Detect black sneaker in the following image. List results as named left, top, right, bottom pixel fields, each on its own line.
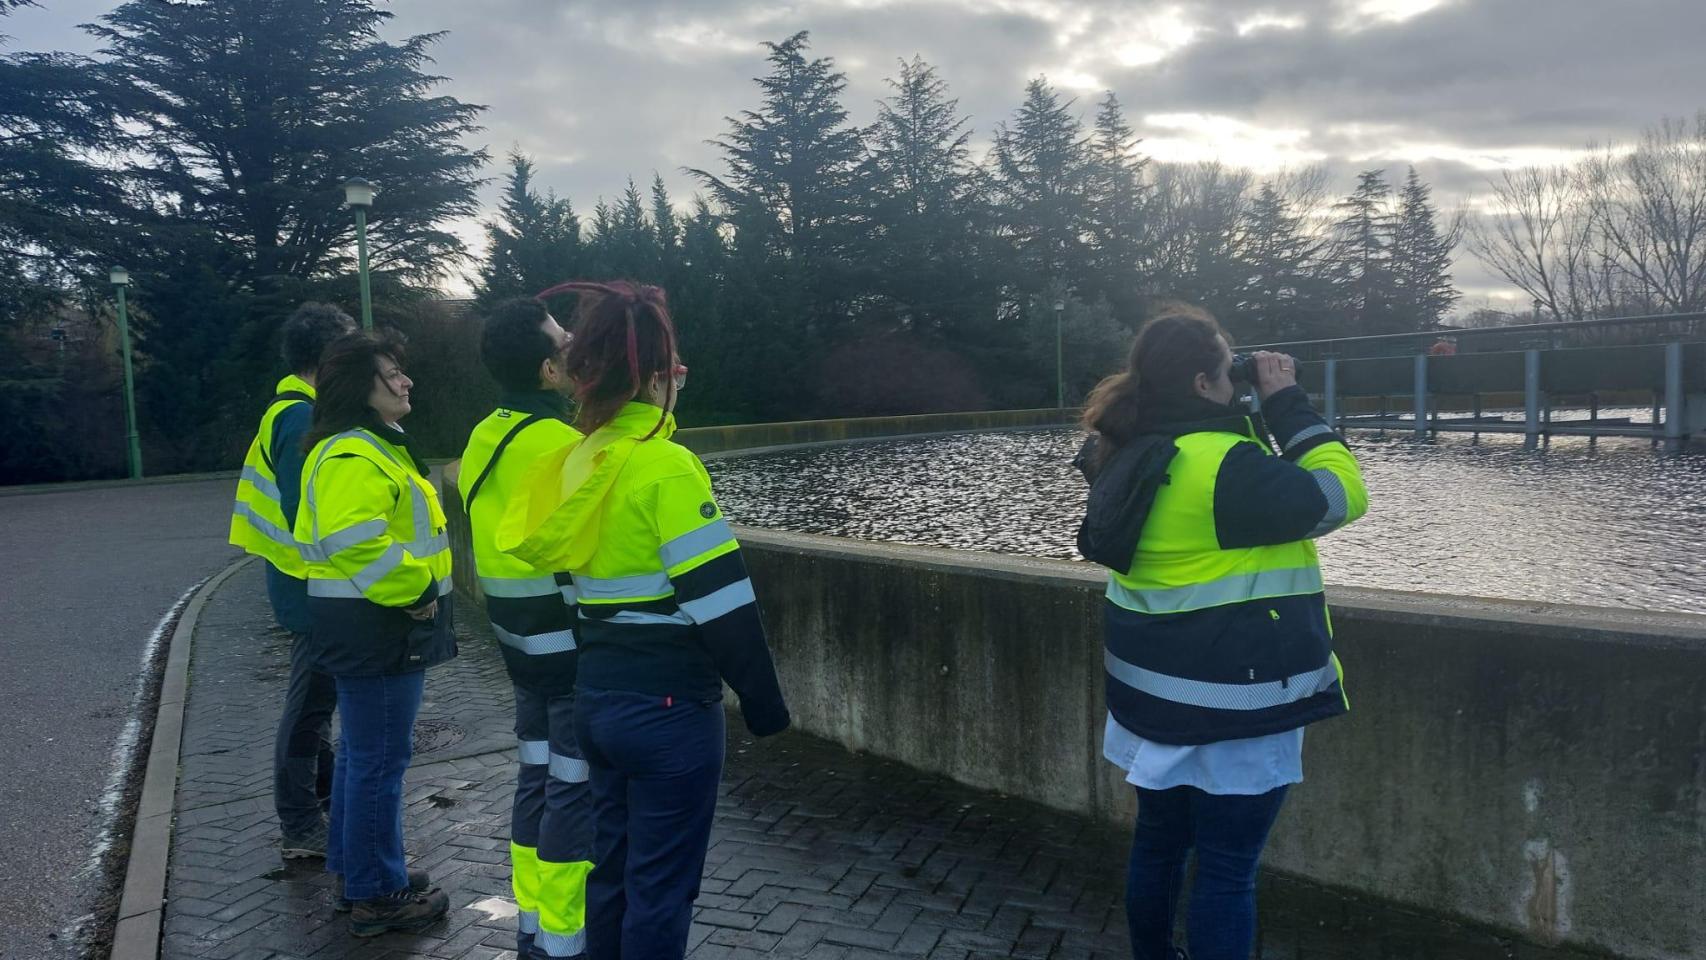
left=335, top=867, right=431, bottom=912
left=279, top=821, right=328, bottom=860
left=348, top=886, right=449, bottom=937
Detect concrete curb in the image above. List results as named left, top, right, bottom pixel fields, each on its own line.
left=0, top=470, right=241, bottom=499
left=109, top=556, right=256, bottom=960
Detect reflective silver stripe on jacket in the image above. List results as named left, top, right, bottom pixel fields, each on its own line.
left=1104, top=648, right=1338, bottom=711
left=658, top=519, right=735, bottom=570
left=679, top=578, right=756, bottom=624
left=600, top=609, right=694, bottom=627
left=301, top=430, right=448, bottom=596
left=1283, top=423, right=1336, bottom=454
left=1308, top=470, right=1350, bottom=538
left=480, top=574, right=559, bottom=598
left=1105, top=566, right=1323, bottom=615
left=232, top=501, right=297, bottom=548
left=575, top=570, right=674, bottom=602
left=492, top=623, right=577, bottom=656
left=239, top=465, right=282, bottom=503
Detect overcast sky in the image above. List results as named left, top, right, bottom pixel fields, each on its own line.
left=8, top=0, right=1706, bottom=305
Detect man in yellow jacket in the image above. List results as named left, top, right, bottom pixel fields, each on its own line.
left=457, top=299, right=590, bottom=959
left=228, top=303, right=353, bottom=859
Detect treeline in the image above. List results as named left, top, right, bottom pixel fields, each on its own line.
left=1470, top=114, right=1706, bottom=323
left=474, top=34, right=1464, bottom=427
left=4, top=1, right=1475, bottom=482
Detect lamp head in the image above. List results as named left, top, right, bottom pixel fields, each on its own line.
left=342, top=177, right=377, bottom=208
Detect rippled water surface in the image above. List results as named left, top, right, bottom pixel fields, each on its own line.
left=707, top=420, right=1706, bottom=615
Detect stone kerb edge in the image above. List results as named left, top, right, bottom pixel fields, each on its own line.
left=110, top=556, right=256, bottom=960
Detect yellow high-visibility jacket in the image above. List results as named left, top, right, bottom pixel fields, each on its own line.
left=295, top=424, right=456, bottom=676
left=498, top=401, right=789, bottom=736
left=229, top=374, right=316, bottom=576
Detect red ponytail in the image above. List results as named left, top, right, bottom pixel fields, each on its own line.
left=537, top=280, right=678, bottom=438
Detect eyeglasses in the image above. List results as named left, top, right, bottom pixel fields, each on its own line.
left=672, top=363, right=688, bottom=392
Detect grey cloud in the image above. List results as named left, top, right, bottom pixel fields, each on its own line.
left=6, top=0, right=1701, bottom=303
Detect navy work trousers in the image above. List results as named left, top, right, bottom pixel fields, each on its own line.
left=575, top=687, right=724, bottom=960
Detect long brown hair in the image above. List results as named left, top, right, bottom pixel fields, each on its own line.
left=1082, top=303, right=1229, bottom=457
left=535, top=280, right=677, bottom=438
left=302, top=330, right=408, bottom=451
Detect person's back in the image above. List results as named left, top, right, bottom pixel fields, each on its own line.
left=1078, top=304, right=1367, bottom=960
left=226, top=302, right=352, bottom=861
left=499, top=280, right=788, bottom=960
left=456, top=298, right=589, bottom=959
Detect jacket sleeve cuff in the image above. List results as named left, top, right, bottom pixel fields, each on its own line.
left=407, top=581, right=439, bottom=610
left=1263, top=387, right=1339, bottom=460
left=740, top=697, right=792, bottom=737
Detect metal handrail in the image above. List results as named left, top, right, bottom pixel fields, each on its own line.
left=1245, top=311, right=1706, bottom=361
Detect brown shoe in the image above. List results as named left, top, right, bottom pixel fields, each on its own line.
left=348, top=886, right=448, bottom=937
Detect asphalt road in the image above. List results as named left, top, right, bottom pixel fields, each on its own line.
left=0, top=478, right=241, bottom=959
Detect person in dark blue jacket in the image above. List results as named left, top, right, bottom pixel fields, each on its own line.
left=1077, top=305, right=1368, bottom=960
left=230, top=302, right=353, bottom=859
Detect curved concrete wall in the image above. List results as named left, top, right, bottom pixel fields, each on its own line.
left=441, top=408, right=1706, bottom=960
left=736, top=529, right=1706, bottom=960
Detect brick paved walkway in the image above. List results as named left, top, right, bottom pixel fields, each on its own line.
left=159, top=565, right=1607, bottom=960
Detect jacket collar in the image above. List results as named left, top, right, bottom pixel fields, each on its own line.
left=499, top=389, right=572, bottom=421
left=360, top=418, right=430, bottom=477
left=600, top=401, right=676, bottom=442
left=276, top=373, right=317, bottom=400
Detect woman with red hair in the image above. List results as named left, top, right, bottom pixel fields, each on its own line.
left=499, top=280, right=790, bottom=960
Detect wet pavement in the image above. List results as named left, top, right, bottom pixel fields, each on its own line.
left=0, top=478, right=240, bottom=960
left=156, top=564, right=1620, bottom=960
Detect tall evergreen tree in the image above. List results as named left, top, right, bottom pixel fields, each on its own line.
left=91, top=0, right=486, bottom=285
left=475, top=150, right=582, bottom=306
left=84, top=0, right=487, bottom=470
left=1327, top=169, right=1402, bottom=334
left=1235, top=182, right=1329, bottom=341
left=990, top=78, right=1092, bottom=291
left=861, top=57, right=995, bottom=339
left=1084, top=92, right=1149, bottom=317
left=689, top=31, right=867, bottom=341
left=1391, top=167, right=1460, bottom=330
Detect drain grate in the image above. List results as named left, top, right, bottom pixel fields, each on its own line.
left=412, top=719, right=466, bottom=754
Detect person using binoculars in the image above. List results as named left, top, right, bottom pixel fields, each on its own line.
left=1075, top=304, right=1368, bottom=960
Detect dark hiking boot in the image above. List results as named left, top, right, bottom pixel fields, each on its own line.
left=348, top=885, right=448, bottom=937
left=335, top=867, right=430, bottom=912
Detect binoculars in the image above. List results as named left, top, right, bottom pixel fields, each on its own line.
left=1229, top=353, right=1256, bottom=384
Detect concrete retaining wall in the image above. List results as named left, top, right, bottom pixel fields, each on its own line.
left=736, top=529, right=1706, bottom=960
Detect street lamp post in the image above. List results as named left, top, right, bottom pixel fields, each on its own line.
left=111, top=267, right=142, bottom=479
left=1052, top=298, right=1066, bottom=409
left=343, top=177, right=377, bottom=330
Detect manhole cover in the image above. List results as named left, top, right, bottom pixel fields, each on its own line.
left=413, top=719, right=465, bottom=754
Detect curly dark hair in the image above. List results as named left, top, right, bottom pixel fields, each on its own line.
left=480, top=298, right=559, bottom=394
left=281, top=302, right=355, bottom=374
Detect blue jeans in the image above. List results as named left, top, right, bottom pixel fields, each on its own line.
left=575, top=687, right=724, bottom=960
left=274, top=632, right=336, bottom=837
left=1126, top=785, right=1289, bottom=960
left=327, top=670, right=424, bottom=901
